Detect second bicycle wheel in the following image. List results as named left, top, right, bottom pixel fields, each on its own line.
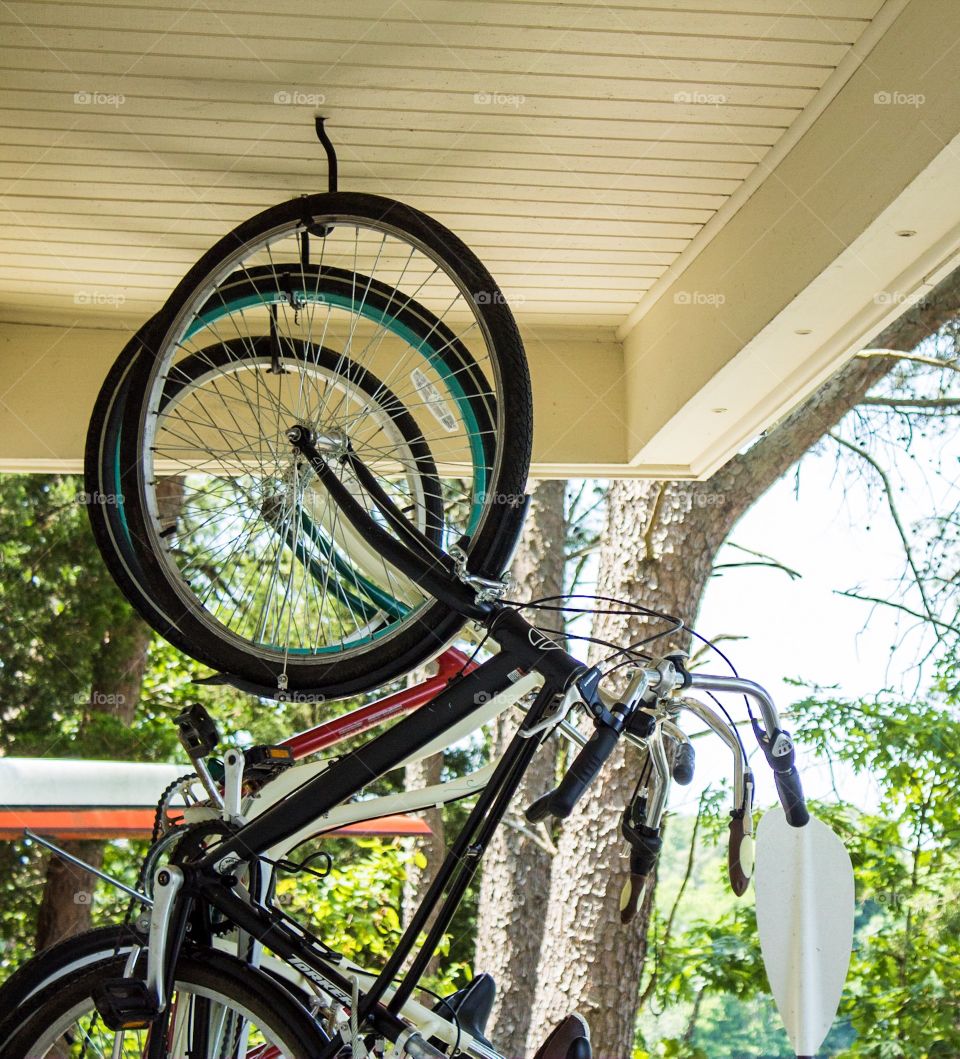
left=116, top=193, right=532, bottom=697
left=3, top=950, right=327, bottom=1058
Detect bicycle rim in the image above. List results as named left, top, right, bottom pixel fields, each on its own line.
left=7, top=954, right=323, bottom=1059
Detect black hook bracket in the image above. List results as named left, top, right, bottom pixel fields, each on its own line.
left=314, top=116, right=338, bottom=194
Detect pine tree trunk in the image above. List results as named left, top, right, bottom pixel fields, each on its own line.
left=402, top=747, right=446, bottom=933
left=525, top=272, right=960, bottom=1058
left=526, top=479, right=731, bottom=1055
left=474, top=480, right=566, bottom=1058
left=34, top=613, right=151, bottom=951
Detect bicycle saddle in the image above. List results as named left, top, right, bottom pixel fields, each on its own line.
left=531, top=1014, right=592, bottom=1059
left=432, top=972, right=496, bottom=1049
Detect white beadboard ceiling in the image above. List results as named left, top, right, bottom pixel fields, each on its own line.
left=0, top=0, right=886, bottom=328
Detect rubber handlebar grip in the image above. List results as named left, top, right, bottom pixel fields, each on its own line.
left=672, top=741, right=696, bottom=785
left=525, top=722, right=620, bottom=822
left=774, top=766, right=810, bottom=827
left=525, top=792, right=553, bottom=823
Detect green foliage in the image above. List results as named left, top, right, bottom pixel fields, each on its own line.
left=0, top=476, right=123, bottom=753
left=790, top=686, right=960, bottom=1056
left=274, top=836, right=468, bottom=997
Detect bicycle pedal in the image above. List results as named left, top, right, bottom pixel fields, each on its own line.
left=92, top=978, right=161, bottom=1031
left=174, top=702, right=220, bottom=757
left=244, top=743, right=295, bottom=777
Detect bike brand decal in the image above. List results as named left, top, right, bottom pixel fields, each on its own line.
left=288, top=957, right=351, bottom=1002
left=528, top=628, right=562, bottom=651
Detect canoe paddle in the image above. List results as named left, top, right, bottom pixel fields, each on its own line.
left=754, top=807, right=855, bottom=1059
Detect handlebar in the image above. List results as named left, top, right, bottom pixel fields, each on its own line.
left=773, top=766, right=809, bottom=827
left=287, top=431, right=810, bottom=831
left=526, top=721, right=620, bottom=821
left=528, top=662, right=809, bottom=830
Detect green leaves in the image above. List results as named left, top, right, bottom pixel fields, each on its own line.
left=273, top=837, right=466, bottom=996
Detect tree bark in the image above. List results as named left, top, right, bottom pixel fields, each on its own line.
left=402, top=747, right=446, bottom=932
left=402, top=657, right=447, bottom=976
left=34, top=613, right=151, bottom=951
left=474, top=480, right=567, bottom=1058
left=526, top=270, right=960, bottom=1058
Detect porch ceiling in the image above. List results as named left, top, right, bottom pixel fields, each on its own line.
left=1, top=0, right=958, bottom=476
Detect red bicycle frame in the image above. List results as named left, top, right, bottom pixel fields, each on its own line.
left=281, top=647, right=475, bottom=761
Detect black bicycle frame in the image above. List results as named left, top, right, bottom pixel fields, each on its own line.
left=178, top=605, right=586, bottom=1056
left=155, top=434, right=594, bottom=1055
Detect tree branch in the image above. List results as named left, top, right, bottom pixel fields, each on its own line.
left=713, top=543, right=802, bottom=580
left=834, top=590, right=960, bottom=638
left=501, top=814, right=557, bottom=856
left=858, top=396, right=960, bottom=408
left=642, top=482, right=666, bottom=561
left=829, top=433, right=939, bottom=634
left=712, top=267, right=960, bottom=519
left=856, top=349, right=960, bottom=372
left=687, top=634, right=747, bottom=668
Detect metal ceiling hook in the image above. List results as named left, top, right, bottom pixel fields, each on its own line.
left=314, top=115, right=338, bottom=194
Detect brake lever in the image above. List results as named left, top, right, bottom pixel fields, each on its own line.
left=751, top=718, right=810, bottom=827
left=619, top=725, right=670, bottom=925
left=727, top=770, right=755, bottom=897
left=619, top=798, right=662, bottom=925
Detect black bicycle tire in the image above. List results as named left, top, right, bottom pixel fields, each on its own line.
left=3, top=949, right=327, bottom=1058
left=117, top=192, right=532, bottom=697
left=0, top=925, right=321, bottom=1049
left=84, top=263, right=491, bottom=625
left=0, top=924, right=140, bottom=1050
left=86, top=334, right=457, bottom=679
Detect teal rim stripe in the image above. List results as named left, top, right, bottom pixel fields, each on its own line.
left=111, top=281, right=486, bottom=656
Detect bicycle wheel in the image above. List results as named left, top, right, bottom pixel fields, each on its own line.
left=117, top=192, right=532, bottom=697
left=85, top=323, right=171, bottom=629
left=0, top=925, right=141, bottom=1051
left=3, top=950, right=327, bottom=1058
left=88, top=332, right=450, bottom=662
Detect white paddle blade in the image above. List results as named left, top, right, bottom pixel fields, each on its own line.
left=755, top=807, right=855, bottom=1057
